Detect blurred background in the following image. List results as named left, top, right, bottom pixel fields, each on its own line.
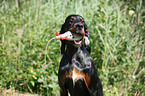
left=0, top=0, right=145, bottom=95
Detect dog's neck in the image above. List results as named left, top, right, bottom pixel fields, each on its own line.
left=66, top=43, right=83, bottom=59
left=65, top=43, right=91, bottom=70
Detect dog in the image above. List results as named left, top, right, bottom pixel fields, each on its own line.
left=58, top=14, right=103, bottom=96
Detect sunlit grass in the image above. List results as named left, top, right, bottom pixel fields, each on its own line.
left=0, top=0, right=144, bottom=95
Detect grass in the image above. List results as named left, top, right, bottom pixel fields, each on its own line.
left=0, top=0, right=145, bottom=95
left=1, top=88, right=35, bottom=96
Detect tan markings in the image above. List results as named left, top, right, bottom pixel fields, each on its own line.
left=80, top=17, right=82, bottom=20
left=60, top=74, right=65, bottom=86
left=60, top=68, right=91, bottom=89
left=72, top=68, right=90, bottom=89
left=82, top=27, right=85, bottom=36
left=68, top=27, right=74, bottom=31
left=72, top=68, right=85, bottom=82
left=85, top=73, right=91, bottom=88
left=71, top=16, right=74, bottom=19
left=60, top=71, right=72, bottom=86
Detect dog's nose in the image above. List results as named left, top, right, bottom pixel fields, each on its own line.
left=76, top=23, right=83, bottom=29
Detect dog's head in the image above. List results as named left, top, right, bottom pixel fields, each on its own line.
left=60, top=14, right=89, bottom=54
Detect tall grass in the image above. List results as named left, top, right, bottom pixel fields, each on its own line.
left=0, top=0, right=144, bottom=95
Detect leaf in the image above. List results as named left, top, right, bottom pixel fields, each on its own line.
left=129, top=10, right=135, bottom=16
left=32, top=75, right=37, bottom=80
left=30, top=81, right=35, bottom=87
left=38, top=78, right=43, bottom=83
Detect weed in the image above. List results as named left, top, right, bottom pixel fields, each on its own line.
left=0, top=0, right=144, bottom=95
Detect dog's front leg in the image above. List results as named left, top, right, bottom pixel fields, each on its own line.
left=60, top=89, right=68, bottom=96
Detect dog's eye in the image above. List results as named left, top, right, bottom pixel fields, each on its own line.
left=81, top=20, right=84, bottom=23
left=80, top=18, right=84, bottom=23
left=81, top=19, right=84, bottom=23
left=69, top=19, right=74, bottom=24
left=69, top=21, right=72, bottom=23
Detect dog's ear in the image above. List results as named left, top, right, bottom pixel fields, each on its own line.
left=84, top=23, right=91, bottom=53
left=60, top=23, right=67, bottom=54
left=84, top=23, right=89, bottom=37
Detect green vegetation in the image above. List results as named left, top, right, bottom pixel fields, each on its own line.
left=0, top=0, right=144, bottom=95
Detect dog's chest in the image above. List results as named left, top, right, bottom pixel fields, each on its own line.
left=59, top=48, right=92, bottom=89
left=72, top=68, right=85, bottom=82
left=60, top=68, right=91, bottom=89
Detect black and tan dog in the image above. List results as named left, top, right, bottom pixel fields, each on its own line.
left=58, top=14, right=103, bottom=96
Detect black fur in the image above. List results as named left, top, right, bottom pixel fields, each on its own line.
left=58, top=15, right=103, bottom=96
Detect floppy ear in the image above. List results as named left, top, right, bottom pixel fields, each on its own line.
left=84, top=23, right=91, bottom=53
left=59, top=23, right=67, bottom=54
left=84, top=24, right=89, bottom=37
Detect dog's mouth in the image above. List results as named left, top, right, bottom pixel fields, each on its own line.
left=74, top=37, right=83, bottom=45
left=70, top=29, right=85, bottom=46
left=71, top=32, right=84, bottom=47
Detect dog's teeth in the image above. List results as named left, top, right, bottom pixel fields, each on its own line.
left=74, top=40, right=82, bottom=45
